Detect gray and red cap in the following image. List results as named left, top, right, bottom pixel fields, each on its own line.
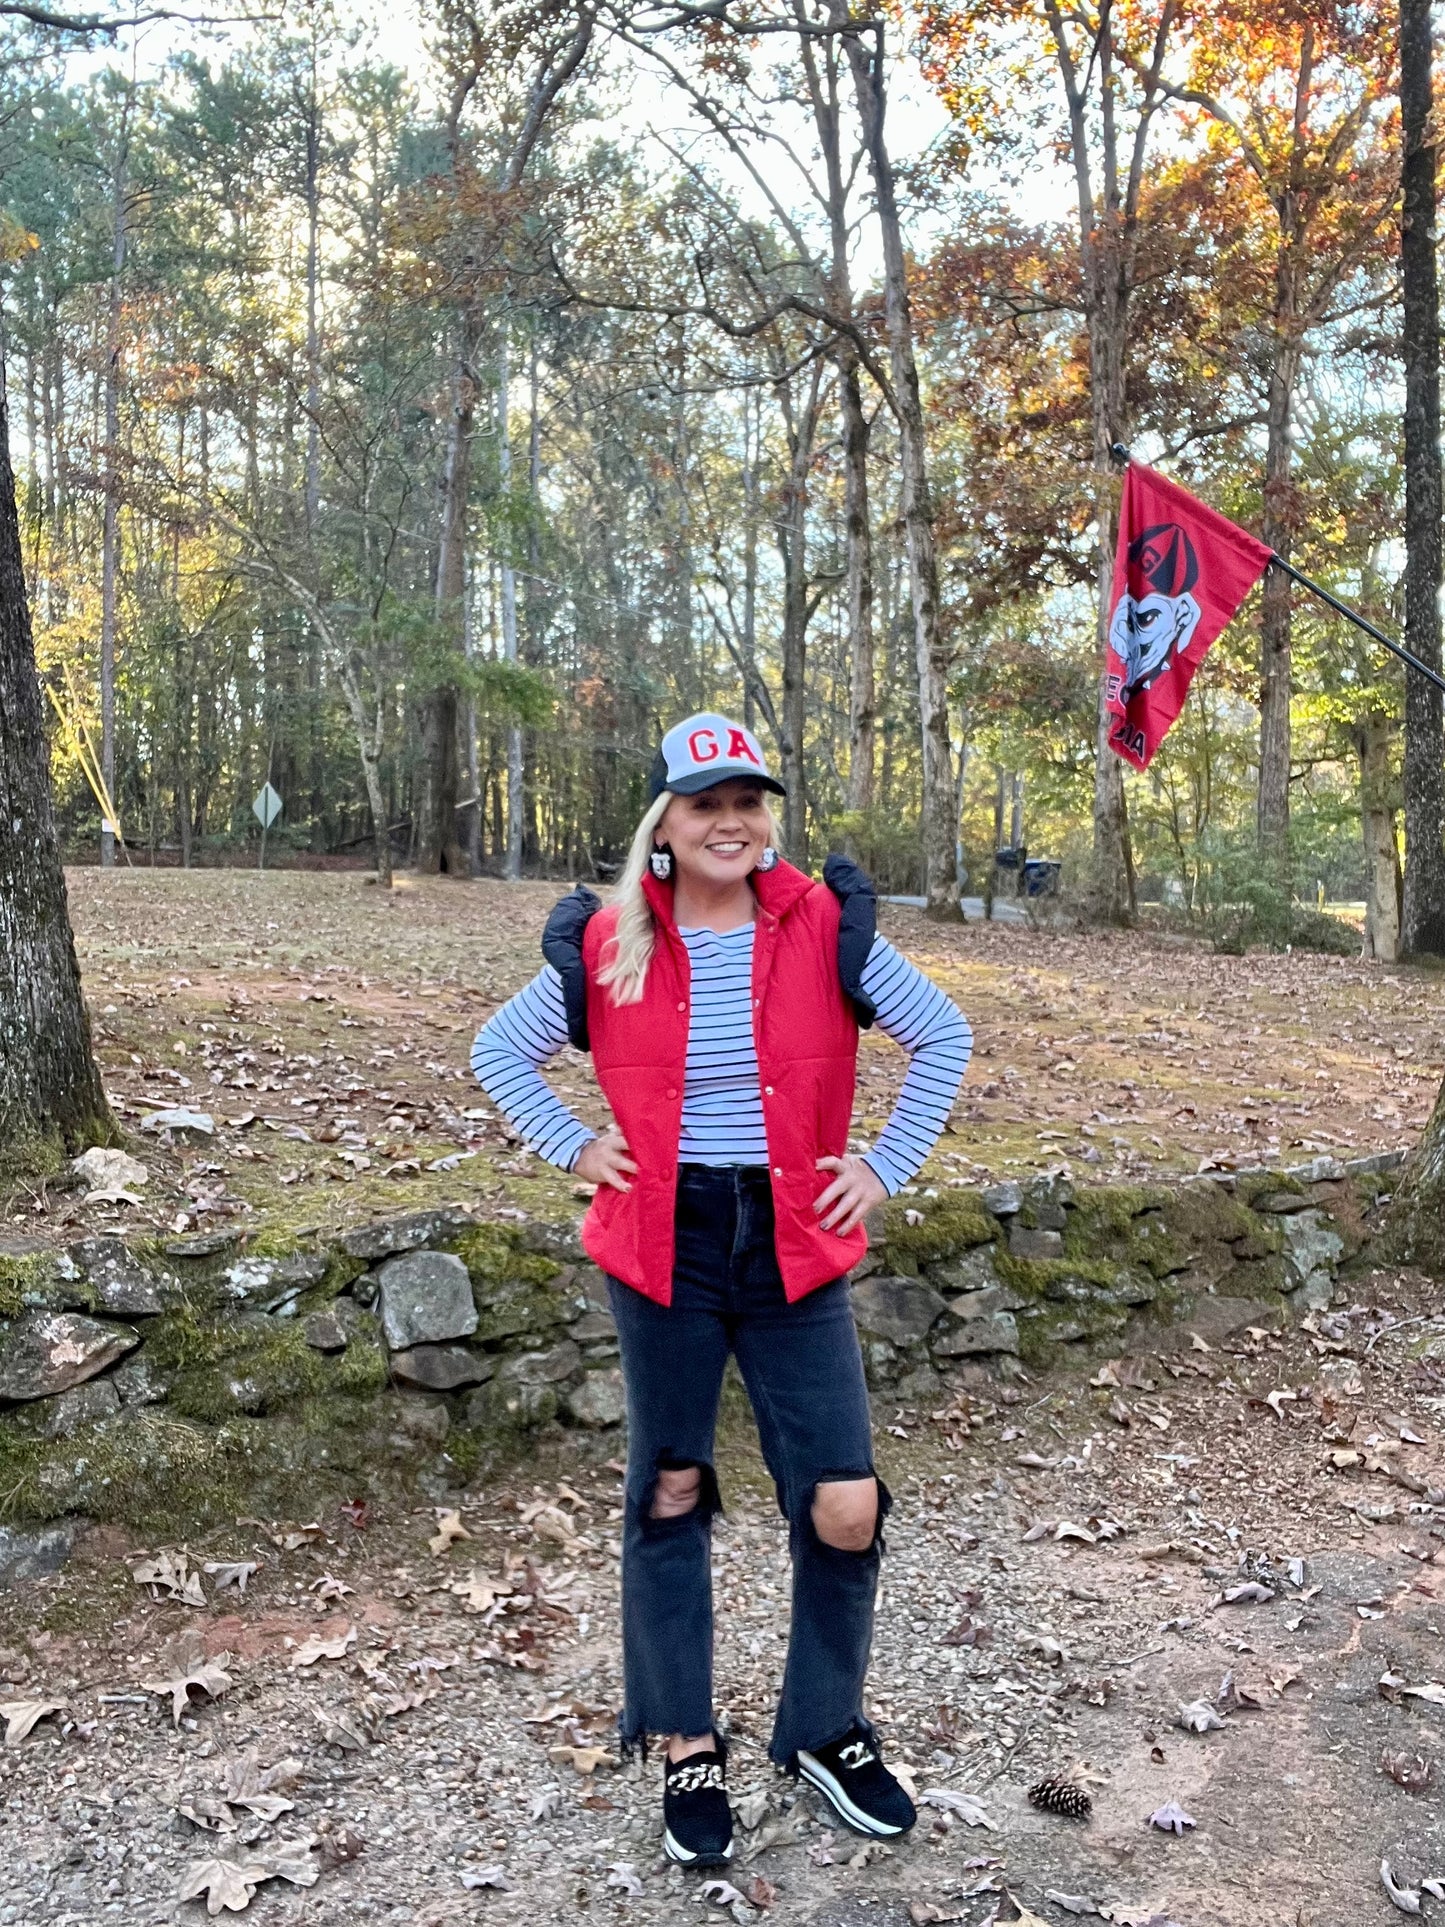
left=648, top=712, right=786, bottom=800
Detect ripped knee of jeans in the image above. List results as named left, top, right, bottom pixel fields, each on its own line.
left=806, top=1471, right=892, bottom=1555
left=634, top=1453, right=722, bottom=1531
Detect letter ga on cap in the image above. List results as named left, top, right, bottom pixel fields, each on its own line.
left=649, top=712, right=786, bottom=798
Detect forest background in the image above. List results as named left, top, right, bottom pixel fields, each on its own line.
left=0, top=0, right=1424, bottom=947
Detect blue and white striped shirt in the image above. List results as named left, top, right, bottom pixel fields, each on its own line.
left=470, top=927, right=971, bottom=1196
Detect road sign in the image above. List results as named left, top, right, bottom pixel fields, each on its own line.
left=253, top=783, right=283, bottom=829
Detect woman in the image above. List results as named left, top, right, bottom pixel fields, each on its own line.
left=471, top=712, right=971, bottom=1867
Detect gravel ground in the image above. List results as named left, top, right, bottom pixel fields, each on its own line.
left=5, top=1266, right=1445, bottom=1927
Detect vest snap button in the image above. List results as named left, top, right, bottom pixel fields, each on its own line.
left=666, top=1088, right=678, bottom=1099
left=764, top=1085, right=774, bottom=1096
left=677, top=1001, right=686, bottom=1011
left=773, top=1167, right=783, bottom=1178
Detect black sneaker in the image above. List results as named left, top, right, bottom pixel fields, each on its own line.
left=797, top=1721, right=916, bottom=1837
left=662, top=1737, right=734, bottom=1865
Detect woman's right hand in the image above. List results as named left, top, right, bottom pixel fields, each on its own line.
left=574, top=1129, right=638, bottom=1194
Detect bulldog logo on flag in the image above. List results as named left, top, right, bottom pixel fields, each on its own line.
left=1104, top=463, right=1273, bottom=770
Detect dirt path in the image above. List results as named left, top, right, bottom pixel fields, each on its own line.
left=14, top=869, right=1440, bottom=1250
left=5, top=1260, right=1445, bottom=1927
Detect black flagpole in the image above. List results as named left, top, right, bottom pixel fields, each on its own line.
left=1108, top=444, right=1445, bottom=699
left=1266, top=554, right=1445, bottom=698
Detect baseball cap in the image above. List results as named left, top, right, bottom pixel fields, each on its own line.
left=648, top=712, right=786, bottom=800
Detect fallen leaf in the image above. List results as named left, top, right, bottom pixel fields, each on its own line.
left=1218, top=1582, right=1274, bottom=1605
left=1177, top=1699, right=1225, bottom=1734
left=429, top=1509, right=472, bottom=1556
left=1265, top=1389, right=1297, bottom=1419
left=460, top=1864, right=515, bottom=1891
left=744, top=1872, right=776, bottom=1909
left=991, top=1894, right=1050, bottom=1926
left=316, top=1826, right=365, bottom=1871
left=701, top=1879, right=749, bottom=1906
left=1382, top=1751, right=1435, bottom=1791
left=0, top=1699, right=62, bottom=1744
left=311, top=1573, right=355, bottom=1603
left=1147, top=1799, right=1196, bottom=1834
left=204, top=1562, right=258, bottom=1596
left=450, top=1570, right=513, bottom=1614
left=144, top=1652, right=234, bottom=1728
left=919, top=1787, right=995, bottom=1828
left=1403, top=1681, right=1445, bottom=1709
left=131, top=1550, right=206, bottom=1608
left=1054, top=1521, right=1097, bottom=1544
left=530, top=1785, right=564, bottom=1821
left=1382, top=1859, right=1424, bottom=1915
left=290, top=1625, right=357, bottom=1669
left=1044, top=1894, right=1100, bottom=1917
left=733, top=1787, right=772, bottom=1830
left=314, top=1708, right=369, bottom=1750
left=177, top=1856, right=270, bottom=1914
left=606, top=1861, right=644, bottom=1897
left=176, top=1846, right=317, bottom=1915
left=547, top=1743, right=615, bottom=1775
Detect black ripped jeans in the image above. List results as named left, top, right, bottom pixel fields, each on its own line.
left=608, top=1163, right=888, bottom=1769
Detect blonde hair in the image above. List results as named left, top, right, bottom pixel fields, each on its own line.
left=597, top=789, right=783, bottom=1006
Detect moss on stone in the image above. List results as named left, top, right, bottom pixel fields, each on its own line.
left=444, top=1427, right=487, bottom=1483
left=247, top=1227, right=306, bottom=1260
left=1159, top=1182, right=1262, bottom=1244
left=1225, top=1254, right=1290, bottom=1297
left=451, top=1225, right=562, bottom=1290
left=335, top=1319, right=388, bottom=1397
left=1234, top=1170, right=1304, bottom=1208
left=450, top=1225, right=572, bottom=1343
left=0, top=1253, right=58, bottom=1317
left=1060, top=1185, right=1171, bottom=1240
left=143, top=1305, right=329, bottom=1422
left=993, top=1248, right=1124, bottom=1301
left=1015, top=1298, right=1127, bottom=1365
left=0, top=1407, right=255, bottom=1531
left=878, top=1194, right=997, bottom=1265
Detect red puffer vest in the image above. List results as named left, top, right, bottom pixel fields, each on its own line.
left=579, top=858, right=867, bottom=1305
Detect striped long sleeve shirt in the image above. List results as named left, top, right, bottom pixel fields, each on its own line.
left=470, top=926, right=972, bottom=1196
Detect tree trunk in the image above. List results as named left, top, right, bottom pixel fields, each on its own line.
left=840, top=352, right=875, bottom=816
left=1384, top=1074, right=1445, bottom=1269
left=1257, top=337, right=1300, bottom=870
left=840, top=17, right=954, bottom=915
left=798, top=20, right=875, bottom=817
left=1356, top=711, right=1400, bottom=962
left=421, top=319, right=475, bottom=877
left=100, top=129, right=127, bottom=870
left=1400, top=0, right=1445, bottom=956
left=742, top=386, right=759, bottom=732
left=303, top=33, right=322, bottom=540
left=0, top=380, right=113, bottom=1162
left=498, top=338, right=523, bottom=882
left=1071, top=16, right=1134, bottom=927
left=776, top=371, right=819, bottom=862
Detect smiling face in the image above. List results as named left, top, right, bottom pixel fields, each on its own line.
left=658, top=777, right=772, bottom=888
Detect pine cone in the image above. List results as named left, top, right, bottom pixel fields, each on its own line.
left=1028, top=1776, right=1092, bottom=1819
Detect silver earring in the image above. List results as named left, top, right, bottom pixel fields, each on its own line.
left=650, top=847, right=673, bottom=879
left=757, top=846, right=779, bottom=872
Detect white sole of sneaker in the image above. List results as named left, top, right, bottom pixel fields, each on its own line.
left=796, top=1751, right=908, bottom=1837
left=663, top=1827, right=734, bottom=1865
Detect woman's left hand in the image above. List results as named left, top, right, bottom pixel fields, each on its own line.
left=812, top=1155, right=888, bottom=1236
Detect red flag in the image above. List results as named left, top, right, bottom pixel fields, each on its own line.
left=1103, top=462, right=1273, bottom=770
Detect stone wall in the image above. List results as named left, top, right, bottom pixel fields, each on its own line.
left=851, top=1152, right=1397, bottom=1401
left=0, top=1154, right=1399, bottom=1542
